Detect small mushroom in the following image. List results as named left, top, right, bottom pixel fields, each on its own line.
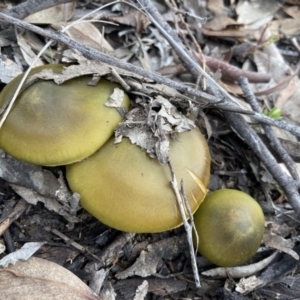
left=0, top=64, right=130, bottom=166
left=194, top=189, right=265, bottom=267
left=66, top=129, right=211, bottom=233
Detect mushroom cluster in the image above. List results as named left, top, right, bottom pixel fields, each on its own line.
left=0, top=64, right=265, bottom=266
left=0, top=64, right=211, bottom=233
left=0, top=64, right=130, bottom=166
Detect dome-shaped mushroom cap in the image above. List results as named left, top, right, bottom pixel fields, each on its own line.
left=0, top=64, right=130, bottom=166
left=193, top=189, right=265, bottom=267
left=66, top=129, right=211, bottom=233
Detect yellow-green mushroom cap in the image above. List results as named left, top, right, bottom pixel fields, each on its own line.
left=66, top=129, right=211, bottom=233
left=194, top=189, right=265, bottom=267
left=0, top=64, right=130, bottom=166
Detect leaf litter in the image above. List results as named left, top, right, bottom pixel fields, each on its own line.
left=1, top=0, right=300, bottom=299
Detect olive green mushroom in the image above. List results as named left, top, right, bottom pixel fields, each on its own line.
left=66, top=129, right=211, bottom=233
left=0, top=64, right=130, bottom=166
left=194, top=189, right=265, bottom=267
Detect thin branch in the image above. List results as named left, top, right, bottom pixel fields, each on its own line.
left=238, top=76, right=300, bottom=185
left=1, top=12, right=300, bottom=138
left=224, top=111, right=300, bottom=216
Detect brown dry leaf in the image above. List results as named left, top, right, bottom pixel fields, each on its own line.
left=207, top=0, right=224, bottom=15
left=269, top=19, right=300, bottom=36
left=205, top=0, right=236, bottom=31
left=21, top=31, right=56, bottom=62
left=109, top=11, right=150, bottom=33
left=15, top=30, right=44, bottom=67
left=0, top=257, right=100, bottom=300
left=283, top=5, right=300, bottom=19
left=203, top=15, right=237, bottom=31
left=52, top=22, right=114, bottom=52
left=24, top=2, right=75, bottom=24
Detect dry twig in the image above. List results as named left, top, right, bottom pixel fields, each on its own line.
left=238, top=76, right=300, bottom=185
left=1, top=11, right=300, bottom=138
left=7, top=0, right=74, bottom=19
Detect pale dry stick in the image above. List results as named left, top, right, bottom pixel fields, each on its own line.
left=167, top=160, right=200, bottom=288
left=202, top=251, right=278, bottom=278
left=180, top=179, right=201, bottom=277
left=1, top=13, right=300, bottom=138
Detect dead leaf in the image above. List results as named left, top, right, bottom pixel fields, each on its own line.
left=99, top=282, right=116, bottom=300
left=89, top=269, right=107, bottom=295
left=11, top=184, right=79, bottom=223
left=133, top=280, right=149, bottom=300
left=115, top=234, right=187, bottom=279
left=204, top=15, right=237, bottom=31
left=115, top=96, right=195, bottom=163
left=0, top=154, right=60, bottom=198
left=283, top=5, right=300, bottom=19
left=0, top=55, right=22, bottom=84
left=24, top=2, right=75, bottom=24
left=207, top=0, right=224, bottom=15
left=52, top=22, right=114, bottom=52
left=263, top=228, right=299, bottom=260
left=114, top=278, right=187, bottom=297
left=236, top=0, right=280, bottom=25
left=105, top=88, right=125, bottom=107
left=235, top=275, right=264, bottom=294
left=21, top=31, right=56, bottom=62
left=0, top=257, right=100, bottom=300
left=270, top=19, right=300, bottom=36
left=109, top=11, right=150, bottom=33
left=15, top=30, right=44, bottom=67
left=0, top=242, right=45, bottom=267
left=253, top=50, right=300, bottom=124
